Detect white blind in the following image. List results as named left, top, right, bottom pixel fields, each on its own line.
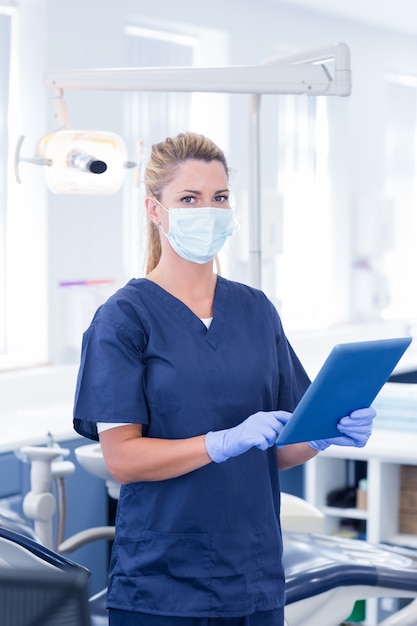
left=0, top=12, right=11, bottom=354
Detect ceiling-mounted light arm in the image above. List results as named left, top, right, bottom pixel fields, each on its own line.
left=44, top=42, right=351, bottom=97
left=44, top=64, right=336, bottom=95
left=51, top=88, right=70, bottom=129
left=261, top=41, right=351, bottom=96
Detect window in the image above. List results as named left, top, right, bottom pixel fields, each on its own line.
left=0, top=8, right=13, bottom=355
left=273, top=96, right=333, bottom=331
left=0, top=4, right=48, bottom=369
left=382, top=75, right=417, bottom=320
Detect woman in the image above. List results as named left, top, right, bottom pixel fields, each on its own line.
left=73, top=132, right=375, bottom=626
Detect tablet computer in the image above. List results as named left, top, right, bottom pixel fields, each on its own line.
left=277, top=336, right=412, bottom=445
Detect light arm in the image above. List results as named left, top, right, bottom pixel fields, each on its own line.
left=43, top=42, right=351, bottom=97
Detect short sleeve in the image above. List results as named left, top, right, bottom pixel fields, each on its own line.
left=73, top=316, right=149, bottom=441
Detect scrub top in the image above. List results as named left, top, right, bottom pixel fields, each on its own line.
left=73, top=276, right=310, bottom=618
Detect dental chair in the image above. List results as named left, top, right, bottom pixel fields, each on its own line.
left=0, top=524, right=107, bottom=625
left=3, top=445, right=417, bottom=626
left=283, top=532, right=417, bottom=626
left=3, top=503, right=417, bottom=626
left=0, top=444, right=112, bottom=625
left=280, top=493, right=417, bottom=626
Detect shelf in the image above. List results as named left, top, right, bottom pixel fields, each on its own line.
left=305, top=452, right=408, bottom=625
left=387, top=534, right=417, bottom=550
left=322, top=505, right=368, bottom=520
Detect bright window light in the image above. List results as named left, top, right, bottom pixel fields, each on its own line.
left=275, top=96, right=333, bottom=331
left=381, top=75, right=417, bottom=320
left=125, top=25, right=198, bottom=48
left=0, top=8, right=14, bottom=358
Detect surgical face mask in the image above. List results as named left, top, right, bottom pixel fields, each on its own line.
left=155, top=200, right=237, bottom=264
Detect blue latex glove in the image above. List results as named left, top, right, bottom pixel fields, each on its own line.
left=205, top=411, right=291, bottom=463
left=309, top=407, right=377, bottom=452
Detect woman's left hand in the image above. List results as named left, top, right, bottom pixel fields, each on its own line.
left=308, top=407, right=377, bottom=451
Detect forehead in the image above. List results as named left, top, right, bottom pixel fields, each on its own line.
left=166, top=159, right=228, bottom=193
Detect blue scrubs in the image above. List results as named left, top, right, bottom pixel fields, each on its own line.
left=73, top=276, right=310, bottom=619
left=109, top=607, right=285, bottom=625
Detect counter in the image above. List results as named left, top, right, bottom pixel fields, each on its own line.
left=0, top=405, right=79, bottom=454
left=0, top=365, right=79, bottom=453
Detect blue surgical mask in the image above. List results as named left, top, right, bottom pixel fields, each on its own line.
left=155, top=201, right=237, bottom=264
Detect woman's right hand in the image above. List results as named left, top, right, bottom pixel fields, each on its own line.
left=205, top=411, right=291, bottom=463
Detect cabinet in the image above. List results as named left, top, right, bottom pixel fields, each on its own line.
left=305, top=454, right=400, bottom=543
left=304, top=428, right=417, bottom=624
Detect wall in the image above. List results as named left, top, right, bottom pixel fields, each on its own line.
left=13, top=0, right=417, bottom=364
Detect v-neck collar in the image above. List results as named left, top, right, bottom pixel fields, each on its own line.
left=138, top=276, right=229, bottom=350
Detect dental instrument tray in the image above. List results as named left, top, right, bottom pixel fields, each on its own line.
left=277, top=336, right=412, bottom=445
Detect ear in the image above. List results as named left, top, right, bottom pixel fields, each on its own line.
left=145, top=197, right=162, bottom=225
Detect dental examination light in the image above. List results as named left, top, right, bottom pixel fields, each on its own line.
left=22, top=42, right=352, bottom=284
left=36, top=130, right=129, bottom=194
left=15, top=130, right=134, bottom=195
left=14, top=86, right=136, bottom=194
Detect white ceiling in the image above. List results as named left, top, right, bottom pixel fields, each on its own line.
left=275, top=0, right=417, bottom=36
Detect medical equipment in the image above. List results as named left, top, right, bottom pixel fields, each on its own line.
left=280, top=493, right=417, bottom=625
left=4, top=444, right=417, bottom=625
left=18, top=445, right=73, bottom=550
left=283, top=533, right=417, bottom=626
left=15, top=42, right=351, bottom=287
left=47, top=42, right=350, bottom=289
left=0, top=525, right=105, bottom=626
left=0, top=530, right=91, bottom=626
left=3, top=495, right=417, bottom=625
left=17, top=444, right=115, bottom=555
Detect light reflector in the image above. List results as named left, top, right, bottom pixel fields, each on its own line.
left=37, top=130, right=127, bottom=194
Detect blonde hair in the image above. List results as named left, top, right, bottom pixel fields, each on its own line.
left=144, top=132, right=229, bottom=274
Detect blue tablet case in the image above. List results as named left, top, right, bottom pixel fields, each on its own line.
left=277, top=336, right=412, bottom=445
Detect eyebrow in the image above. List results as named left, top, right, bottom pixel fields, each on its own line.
left=177, top=188, right=230, bottom=195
